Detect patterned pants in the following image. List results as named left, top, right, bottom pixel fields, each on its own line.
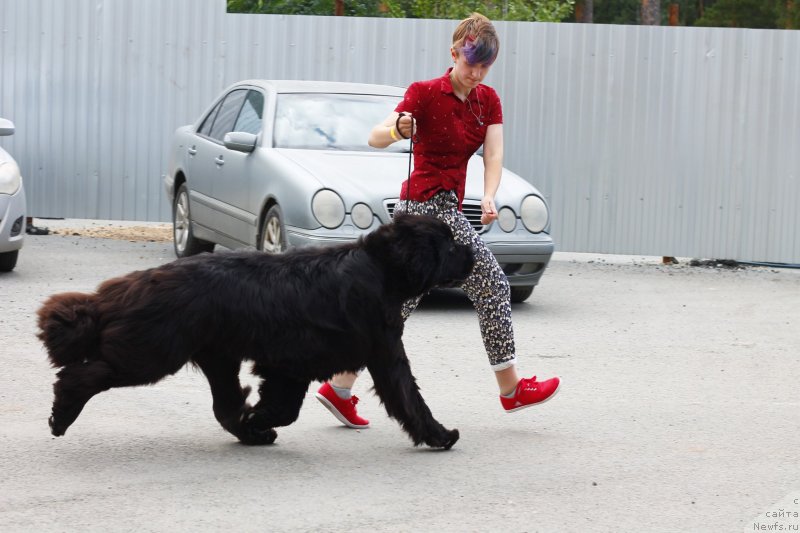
left=394, top=190, right=517, bottom=370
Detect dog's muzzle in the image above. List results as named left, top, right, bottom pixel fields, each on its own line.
left=439, top=245, right=475, bottom=287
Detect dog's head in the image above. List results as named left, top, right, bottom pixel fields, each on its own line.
left=364, top=214, right=475, bottom=299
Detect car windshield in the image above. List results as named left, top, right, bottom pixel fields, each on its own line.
left=273, top=93, right=409, bottom=153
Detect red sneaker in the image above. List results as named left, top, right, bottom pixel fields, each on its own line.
left=500, top=376, right=561, bottom=413
left=315, top=382, right=370, bottom=429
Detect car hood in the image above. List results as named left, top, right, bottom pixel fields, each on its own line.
left=273, top=148, right=540, bottom=204
left=274, top=149, right=412, bottom=201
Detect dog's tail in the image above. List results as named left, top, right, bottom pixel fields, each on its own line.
left=37, top=292, right=101, bottom=367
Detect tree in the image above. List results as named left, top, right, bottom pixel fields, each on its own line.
left=575, top=0, right=595, bottom=22
left=641, top=0, right=662, bottom=23
left=693, top=0, right=778, bottom=27
left=389, top=1, right=575, bottom=22
left=589, top=0, right=641, bottom=23
left=776, top=0, right=800, bottom=27
left=227, top=0, right=385, bottom=16
left=227, top=0, right=575, bottom=22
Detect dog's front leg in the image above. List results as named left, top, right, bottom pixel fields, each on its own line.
left=198, top=358, right=277, bottom=445
left=250, top=370, right=309, bottom=428
left=367, top=342, right=459, bottom=450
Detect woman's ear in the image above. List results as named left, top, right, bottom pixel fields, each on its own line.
left=450, top=47, right=457, bottom=62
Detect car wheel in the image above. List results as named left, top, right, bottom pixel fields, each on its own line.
left=510, top=286, right=534, bottom=303
left=259, top=205, right=287, bottom=253
left=173, top=183, right=214, bottom=258
left=0, top=250, right=18, bottom=272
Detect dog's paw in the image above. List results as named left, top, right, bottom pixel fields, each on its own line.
left=237, top=410, right=277, bottom=446
left=425, top=428, right=459, bottom=450
left=49, top=415, right=66, bottom=437
left=238, top=427, right=278, bottom=446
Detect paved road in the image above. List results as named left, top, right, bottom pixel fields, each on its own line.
left=1, top=227, right=798, bottom=532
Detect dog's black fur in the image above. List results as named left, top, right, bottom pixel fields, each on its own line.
left=37, top=214, right=474, bottom=449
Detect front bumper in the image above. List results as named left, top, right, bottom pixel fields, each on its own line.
left=488, top=238, right=553, bottom=287
left=286, top=223, right=367, bottom=248
left=288, top=222, right=554, bottom=288
left=0, top=185, right=26, bottom=253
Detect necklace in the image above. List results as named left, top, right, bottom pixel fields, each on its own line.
left=466, top=95, right=484, bottom=127
left=450, top=71, right=484, bottom=126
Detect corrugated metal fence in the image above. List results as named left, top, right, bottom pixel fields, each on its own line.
left=1, top=0, right=798, bottom=262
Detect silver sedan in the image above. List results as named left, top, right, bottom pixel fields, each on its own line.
left=164, top=80, right=553, bottom=302
left=0, top=118, right=26, bottom=272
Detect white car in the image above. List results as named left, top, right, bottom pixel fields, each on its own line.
left=0, top=118, right=26, bottom=272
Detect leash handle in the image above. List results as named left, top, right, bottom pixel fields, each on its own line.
left=397, top=112, right=414, bottom=212
left=395, top=113, right=411, bottom=139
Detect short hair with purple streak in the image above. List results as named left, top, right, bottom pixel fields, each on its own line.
left=452, top=13, right=499, bottom=66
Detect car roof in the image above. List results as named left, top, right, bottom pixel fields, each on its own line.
left=234, top=79, right=406, bottom=97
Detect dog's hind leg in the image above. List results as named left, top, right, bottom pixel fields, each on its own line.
left=49, top=361, right=114, bottom=436
left=197, top=358, right=277, bottom=446
left=367, top=343, right=459, bottom=450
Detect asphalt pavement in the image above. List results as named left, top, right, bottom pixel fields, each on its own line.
left=1, top=224, right=798, bottom=532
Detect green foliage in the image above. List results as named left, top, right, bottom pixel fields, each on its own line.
left=228, top=0, right=798, bottom=27
left=590, top=0, right=641, bottom=24
left=227, top=0, right=575, bottom=22
left=693, top=0, right=778, bottom=27
left=227, top=0, right=385, bottom=16
left=562, top=0, right=798, bottom=27
left=775, top=0, right=800, bottom=28
left=565, top=0, right=706, bottom=26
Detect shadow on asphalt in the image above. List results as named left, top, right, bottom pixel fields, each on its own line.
left=417, top=289, right=536, bottom=310
left=416, top=289, right=472, bottom=310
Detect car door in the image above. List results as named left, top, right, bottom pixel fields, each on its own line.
left=212, top=89, right=265, bottom=246
left=186, top=89, right=248, bottom=237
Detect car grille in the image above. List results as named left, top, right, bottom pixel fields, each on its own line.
left=384, top=199, right=487, bottom=234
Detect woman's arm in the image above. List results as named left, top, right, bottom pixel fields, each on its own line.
left=480, top=123, right=504, bottom=224
left=369, top=112, right=414, bottom=148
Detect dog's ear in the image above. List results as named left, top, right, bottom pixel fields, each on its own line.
left=390, top=213, right=438, bottom=241
left=364, top=215, right=449, bottom=297
left=364, top=214, right=429, bottom=254
left=363, top=217, right=396, bottom=259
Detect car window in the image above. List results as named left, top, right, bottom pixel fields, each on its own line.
left=207, top=89, right=248, bottom=142
left=233, top=90, right=264, bottom=135
left=273, top=93, right=408, bottom=153
left=198, top=101, right=222, bottom=136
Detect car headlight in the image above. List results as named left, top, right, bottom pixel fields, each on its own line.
left=312, top=189, right=345, bottom=229
left=0, top=161, right=21, bottom=195
left=351, top=203, right=374, bottom=229
left=497, top=207, right=516, bottom=232
left=520, top=195, right=548, bottom=233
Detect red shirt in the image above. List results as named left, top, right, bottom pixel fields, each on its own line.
left=395, top=69, right=503, bottom=209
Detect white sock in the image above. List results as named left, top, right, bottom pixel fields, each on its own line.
left=330, top=384, right=352, bottom=399
left=501, top=381, right=520, bottom=398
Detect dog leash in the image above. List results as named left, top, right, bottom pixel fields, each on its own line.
left=396, top=112, right=414, bottom=213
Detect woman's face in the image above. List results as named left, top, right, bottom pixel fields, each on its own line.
left=450, top=48, right=492, bottom=90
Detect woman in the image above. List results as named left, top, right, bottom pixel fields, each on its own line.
left=315, top=13, right=561, bottom=429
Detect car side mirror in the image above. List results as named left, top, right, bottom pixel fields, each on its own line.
left=224, top=131, right=257, bottom=153
left=0, top=118, right=15, bottom=137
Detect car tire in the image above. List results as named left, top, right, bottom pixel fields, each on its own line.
left=173, top=183, right=214, bottom=258
left=0, top=250, right=18, bottom=272
left=510, top=285, right=534, bottom=303
left=259, top=205, right=287, bottom=254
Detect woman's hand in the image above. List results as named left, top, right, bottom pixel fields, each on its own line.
left=369, top=112, right=415, bottom=148
left=480, top=196, right=498, bottom=225
left=481, top=124, right=503, bottom=224
left=396, top=113, right=415, bottom=139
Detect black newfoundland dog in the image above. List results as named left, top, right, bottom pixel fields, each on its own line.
left=38, top=214, right=474, bottom=449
